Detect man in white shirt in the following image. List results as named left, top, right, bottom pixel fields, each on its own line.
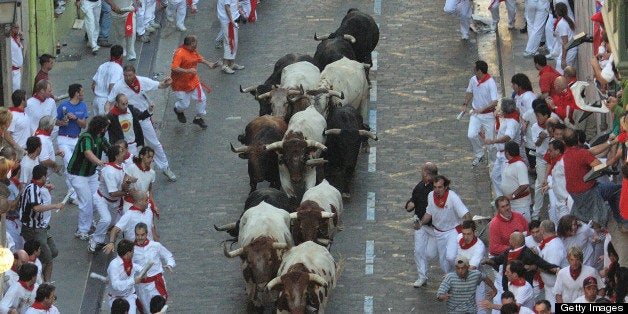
left=10, top=23, right=23, bottom=92
left=456, top=220, right=488, bottom=313
left=133, top=223, right=175, bottom=313
left=3, top=250, right=28, bottom=295
left=0, top=263, right=39, bottom=314
left=485, top=99, right=521, bottom=198
left=19, top=137, right=42, bottom=190
left=418, top=175, right=472, bottom=274
left=462, top=61, right=498, bottom=167
left=106, top=239, right=147, bottom=314
left=542, top=139, right=571, bottom=226
left=104, top=0, right=137, bottom=60
left=217, top=0, right=245, bottom=73
left=554, top=246, right=604, bottom=303
left=6, top=90, right=31, bottom=154
left=24, top=283, right=60, bottom=314
left=25, top=80, right=56, bottom=135
left=500, top=141, right=531, bottom=220
left=572, top=276, right=600, bottom=303
left=104, top=191, right=155, bottom=254
left=537, top=220, right=566, bottom=312
left=92, top=45, right=124, bottom=115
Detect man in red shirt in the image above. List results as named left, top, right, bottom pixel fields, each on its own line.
left=546, top=76, right=580, bottom=124
left=534, top=54, right=561, bottom=98
left=171, top=35, right=221, bottom=130
left=32, top=54, right=55, bottom=95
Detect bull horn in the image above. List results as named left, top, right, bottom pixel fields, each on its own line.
left=321, top=212, right=335, bottom=219
left=329, top=90, right=344, bottom=100
left=240, top=85, right=257, bottom=93
left=271, top=242, right=289, bottom=250
left=266, top=276, right=282, bottom=290
left=362, top=63, right=371, bottom=69
left=358, top=130, right=378, bottom=140
left=314, top=33, right=329, bottom=41
left=230, top=143, right=250, bottom=153
left=305, top=140, right=327, bottom=151
left=306, top=158, right=328, bottom=166
left=289, top=212, right=298, bottom=219
left=343, top=34, right=356, bottom=43
left=214, top=222, right=237, bottom=231
left=264, top=141, right=284, bottom=151
left=288, top=89, right=302, bottom=96
left=316, top=238, right=331, bottom=246
left=324, top=129, right=341, bottom=136
left=255, top=91, right=271, bottom=100
left=223, top=243, right=243, bottom=258
left=308, top=273, right=328, bottom=287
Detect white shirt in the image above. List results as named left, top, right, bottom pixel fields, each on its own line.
left=92, top=61, right=124, bottom=98
left=24, top=305, right=61, bottom=314
left=25, top=97, right=56, bottom=135
left=27, top=258, right=44, bottom=285
left=98, top=163, right=125, bottom=200
left=508, top=280, right=535, bottom=310
left=116, top=111, right=136, bottom=144
left=554, top=265, right=604, bottom=303
left=217, top=0, right=239, bottom=23
left=539, top=236, right=567, bottom=287
left=554, top=18, right=574, bottom=58
left=524, top=235, right=540, bottom=252
left=3, top=269, right=19, bottom=295
left=466, top=75, right=498, bottom=111
left=550, top=157, right=569, bottom=201
left=125, top=163, right=155, bottom=195
left=495, top=118, right=521, bottom=151
left=456, top=233, right=486, bottom=268
left=133, top=240, right=176, bottom=278
left=601, top=53, right=617, bottom=83
left=531, top=123, right=550, bottom=157
left=107, top=256, right=140, bottom=298
left=522, top=110, right=537, bottom=150
left=426, top=190, right=469, bottom=231
left=562, top=223, right=595, bottom=267
left=36, top=134, right=55, bottom=168
left=572, top=295, right=597, bottom=303
left=19, top=156, right=38, bottom=185
left=107, top=76, right=160, bottom=111
left=501, top=159, right=530, bottom=209
left=11, top=36, right=23, bottom=68
left=7, top=110, right=31, bottom=148
left=0, top=282, right=39, bottom=314
left=115, top=207, right=154, bottom=241
left=515, top=91, right=536, bottom=116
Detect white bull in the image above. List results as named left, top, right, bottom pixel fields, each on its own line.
left=266, top=106, right=327, bottom=201
left=315, top=57, right=370, bottom=119
left=223, top=202, right=294, bottom=308
left=290, top=179, right=343, bottom=246
left=267, top=241, right=337, bottom=313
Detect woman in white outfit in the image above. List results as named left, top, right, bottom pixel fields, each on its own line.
left=553, top=2, right=577, bottom=74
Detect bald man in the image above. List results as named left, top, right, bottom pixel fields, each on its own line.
left=546, top=76, right=579, bottom=124
left=483, top=231, right=559, bottom=292
left=3, top=250, right=28, bottom=294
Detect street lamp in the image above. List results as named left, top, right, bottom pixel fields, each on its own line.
left=0, top=0, right=19, bottom=35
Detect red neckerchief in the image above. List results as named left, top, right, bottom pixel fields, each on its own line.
left=34, top=128, right=51, bottom=137
left=125, top=10, right=135, bottom=37
left=8, top=107, right=24, bottom=113
left=508, top=156, right=524, bottom=164
left=129, top=205, right=146, bottom=213
left=534, top=271, right=545, bottom=289
left=503, top=109, right=520, bottom=123
left=28, top=256, right=36, bottom=263
left=18, top=280, right=35, bottom=291
left=539, top=235, right=558, bottom=250
left=511, top=277, right=527, bottom=287
left=516, top=89, right=526, bottom=96
left=11, top=35, right=21, bottom=48
left=10, top=265, right=18, bottom=273
left=122, top=257, right=133, bottom=276
left=553, top=17, right=562, bottom=31
left=111, top=58, right=122, bottom=66
left=477, top=74, right=492, bottom=86
left=569, top=265, right=582, bottom=280
left=125, top=152, right=131, bottom=159
left=508, top=246, right=524, bottom=261
left=30, top=301, right=50, bottom=310
left=496, top=213, right=512, bottom=222
left=135, top=161, right=151, bottom=171
left=248, top=0, right=258, bottom=22
left=617, top=132, right=627, bottom=144
left=106, top=162, right=123, bottom=170
left=31, top=179, right=44, bottom=187
left=433, top=190, right=449, bottom=208
left=459, top=237, right=478, bottom=250
left=538, top=121, right=546, bottom=129
left=545, top=153, right=563, bottom=169
left=135, top=238, right=150, bottom=247
left=110, top=104, right=127, bottom=115
left=33, top=94, right=46, bottom=102
left=125, top=76, right=141, bottom=94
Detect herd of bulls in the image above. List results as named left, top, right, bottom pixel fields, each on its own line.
left=213, top=8, right=380, bottom=313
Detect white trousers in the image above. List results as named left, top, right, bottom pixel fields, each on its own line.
left=166, top=0, right=187, bottom=29
left=144, top=0, right=157, bottom=27
left=444, top=0, right=472, bottom=38
left=555, top=46, right=578, bottom=75
left=82, top=0, right=102, bottom=49
left=435, top=228, right=459, bottom=274
left=5, top=219, right=23, bottom=250
left=139, top=119, right=169, bottom=169
left=174, top=86, right=207, bottom=116
left=92, top=192, right=119, bottom=243
left=548, top=189, right=571, bottom=226
left=57, top=135, right=79, bottom=201
left=468, top=113, right=495, bottom=159
left=135, top=2, right=146, bottom=36
left=111, top=12, right=136, bottom=60
left=524, top=0, right=549, bottom=54
left=221, top=21, right=238, bottom=60
left=136, top=278, right=167, bottom=313
left=93, top=95, right=108, bottom=116
left=69, top=173, right=100, bottom=233
left=11, top=69, right=21, bottom=92
left=545, top=15, right=556, bottom=55
left=490, top=152, right=507, bottom=197
left=489, top=0, right=516, bottom=26
left=533, top=160, right=547, bottom=220
left=108, top=293, right=137, bottom=314
left=414, top=227, right=437, bottom=280
left=544, top=285, right=556, bottom=312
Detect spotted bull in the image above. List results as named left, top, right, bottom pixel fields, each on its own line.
left=290, top=179, right=343, bottom=247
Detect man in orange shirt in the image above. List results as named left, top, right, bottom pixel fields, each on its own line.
left=171, top=35, right=221, bottom=130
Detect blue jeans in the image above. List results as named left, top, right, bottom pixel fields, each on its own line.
left=596, top=182, right=627, bottom=225
left=99, top=0, right=111, bottom=40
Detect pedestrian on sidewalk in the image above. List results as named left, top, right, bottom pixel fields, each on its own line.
left=462, top=60, right=498, bottom=167
left=10, top=23, right=23, bottom=92
left=217, top=0, right=245, bottom=74
left=92, top=45, right=124, bottom=115
left=552, top=2, right=577, bottom=74
left=106, top=65, right=177, bottom=181
left=443, top=0, right=472, bottom=40
left=485, top=99, right=521, bottom=198
left=523, top=0, right=549, bottom=57
left=79, top=0, right=103, bottom=54
left=171, top=35, right=221, bottom=130
left=488, top=0, right=517, bottom=30
left=105, top=0, right=137, bottom=60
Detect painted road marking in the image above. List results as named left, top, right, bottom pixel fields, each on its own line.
left=365, top=240, right=374, bottom=274
left=374, top=0, right=381, bottom=15
left=368, top=147, right=376, bottom=173
left=364, top=296, right=374, bottom=313
left=369, top=110, right=377, bottom=133
left=370, top=80, right=377, bottom=102
left=371, top=50, right=378, bottom=71
left=366, top=192, right=375, bottom=221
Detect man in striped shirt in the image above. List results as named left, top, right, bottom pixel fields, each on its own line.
left=19, top=165, right=65, bottom=282
left=436, top=256, right=494, bottom=313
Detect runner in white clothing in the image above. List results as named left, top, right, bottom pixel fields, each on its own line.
left=122, top=147, right=156, bottom=214
left=456, top=220, right=489, bottom=314
left=133, top=223, right=175, bottom=313
left=418, top=175, right=472, bottom=274
left=538, top=220, right=567, bottom=312
left=25, top=80, right=56, bottom=135
left=104, top=191, right=155, bottom=254
left=5, top=90, right=31, bottom=153
left=0, top=263, right=39, bottom=314
left=24, top=283, right=60, bottom=314
left=92, top=45, right=124, bottom=115
left=106, top=239, right=147, bottom=314
left=485, top=98, right=521, bottom=197
left=554, top=247, right=605, bottom=303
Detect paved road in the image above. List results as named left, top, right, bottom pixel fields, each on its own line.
left=47, top=0, right=506, bottom=312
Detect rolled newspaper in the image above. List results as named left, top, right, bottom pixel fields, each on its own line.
left=89, top=272, right=108, bottom=282
left=56, top=188, right=75, bottom=213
